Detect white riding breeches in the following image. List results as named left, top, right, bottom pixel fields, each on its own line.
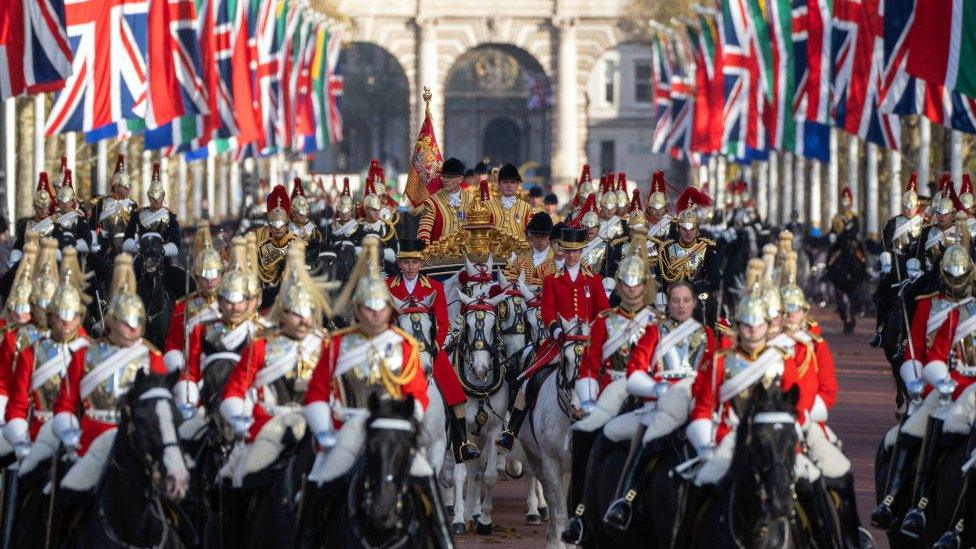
left=805, top=424, right=851, bottom=479
left=573, top=378, right=628, bottom=433
left=220, top=412, right=307, bottom=488
left=693, top=433, right=735, bottom=486
left=61, top=429, right=117, bottom=492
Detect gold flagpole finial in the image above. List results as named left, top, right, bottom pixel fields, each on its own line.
left=423, top=87, right=432, bottom=105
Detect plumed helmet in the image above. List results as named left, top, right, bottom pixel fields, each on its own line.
left=30, top=238, right=60, bottom=311
left=960, top=174, right=974, bottom=212
left=675, top=187, right=712, bottom=230
left=599, top=188, right=618, bottom=211
left=107, top=253, right=144, bottom=329
left=941, top=215, right=973, bottom=296
left=736, top=258, right=768, bottom=327
left=336, top=178, right=354, bottom=214
left=147, top=162, right=165, bottom=201
left=291, top=178, right=310, bottom=217
left=577, top=164, right=595, bottom=203
left=840, top=186, right=853, bottom=208
left=266, top=185, right=291, bottom=228
left=193, top=225, right=223, bottom=280
left=56, top=168, right=76, bottom=204
left=760, top=244, right=782, bottom=318
left=352, top=238, right=394, bottom=313
left=33, top=172, right=54, bottom=212
left=903, top=172, right=920, bottom=212
left=577, top=194, right=599, bottom=229
left=647, top=170, right=668, bottom=213
left=51, top=246, right=90, bottom=322
left=219, top=237, right=249, bottom=303
left=616, top=231, right=651, bottom=288
left=54, top=156, right=68, bottom=189
left=779, top=251, right=808, bottom=313
left=112, top=154, right=130, bottom=189
left=362, top=165, right=382, bottom=211
left=615, top=173, right=629, bottom=210
left=7, top=241, right=37, bottom=315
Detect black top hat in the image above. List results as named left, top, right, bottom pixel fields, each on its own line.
left=498, top=163, right=522, bottom=182
left=397, top=238, right=426, bottom=259
left=464, top=168, right=475, bottom=178
left=526, top=212, right=553, bottom=236
left=441, top=158, right=465, bottom=177
left=528, top=185, right=544, bottom=198
left=557, top=226, right=588, bottom=250
left=474, top=161, right=488, bottom=173
left=550, top=221, right=567, bottom=241
left=544, top=193, right=558, bottom=205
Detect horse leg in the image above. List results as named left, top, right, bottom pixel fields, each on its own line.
left=525, top=472, right=543, bottom=525
left=451, top=462, right=467, bottom=534
left=475, top=430, right=499, bottom=535
left=536, top=477, right=549, bottom=521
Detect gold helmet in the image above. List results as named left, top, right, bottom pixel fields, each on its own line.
left=779, top=251, right=808, bottom=313
left=290, top=178, right=310, bottom=218
left=351, top=237, right=395, bottom=312
left=30, top=238, right=60, bottom=311
left=616, top=231, right=654, bottom=304
left=760, top=244, right=782, bottom=319
left=266, top=185, right=291, bottom=228
left=363, top=159, right=383, bottom=211
left=107, top=254, right=144, bottom=328
left=776, top=230, right=793, bottom=268
left=112, top=154, right=130, bottom=189
left=56, top=168, right=76, bottom=204
left=577, top=164, right=595, bottom=204
left=54, top=156, right=68, bottom=190
left=335, top=177, right=354, bottom=214
left=941, top=215, right=973, bottom=297
left=647, top=171, right=668, bottom=214
left=615, top=173, right=629, bottom=210
left=960, top=174, right=974, bottom=212
left=50, top=246, right=90, bottom=322
left=735, top=258, right=768, bottom=327
left=271, top=240, right=329, bottom=323
left=193, top=225, right=223, bottom=280
left=903, top=173, right=920, bottom=212
left=245, top=232, right=261, bottom=299
left=627, top=209, right=648, bottom=233
left=218, top=237, right=249, bottom=303
left=33, top=172, right=54, bottom=212
left=147, top=162, right=165, bottom=201
left=578, top=194, right=599, bottom=229
left=675, top=187, right=711, bottom=231
left=7, top=241, right=38, bottom=315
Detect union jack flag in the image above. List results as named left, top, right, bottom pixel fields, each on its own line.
left=880, top=0, right=976, bottom=134
left=650, top=30, right=674, bottom=154
left=46, top=0, right=149, bottom=136
left=665, top=36, right=694, bottom=159
left=720, top=0, right=767, bottom=160
left=0, top=0, right=73, bottom=100
left=253, top=0, right=281, bottom=155
left=789, top=0, right=830, bottom=160
left=325, top=27, right=343, bottom=144
left=830, top=0, right=900, bottom=149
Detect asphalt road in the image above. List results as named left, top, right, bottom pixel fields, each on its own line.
left=452, top=307, right=897, bottom=548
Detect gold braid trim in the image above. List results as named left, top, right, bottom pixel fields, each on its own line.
left=797, top=342, right=814, bottom=379
left=376, top=334, right=421, bottom=400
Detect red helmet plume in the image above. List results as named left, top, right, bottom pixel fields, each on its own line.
left=291, top=177, right=307, bottom=199
left=676, top=187, right=712, bottom=213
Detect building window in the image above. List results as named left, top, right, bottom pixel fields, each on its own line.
left=634, top=62, right=652, bottom=103
left=600, top=140, right=615, bottom=173
left=604, top=60, right=617, bottom=104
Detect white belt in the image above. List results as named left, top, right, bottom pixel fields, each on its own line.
left=269, top=403, right=302, bottom=416
left=608, top=370, right=626, bottom=381
left=85, top=409, right=120, bottom=423
left=956, top=366, right=976, bottom=377
left=659, top=369, right=695, bottom=380
left=201, top=352, right=242, bottom=370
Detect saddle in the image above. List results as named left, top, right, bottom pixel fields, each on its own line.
left=523, top=365, right=557, bottom=410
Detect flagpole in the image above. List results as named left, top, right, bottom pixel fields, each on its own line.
left=950, top=129, right=963, bottom=189
left=768, top=154, right=779, bottom=225
left=919, top=118, right=931, bottom=190
left=866, top=142, right=879, bottom=238
left=96, top=140, right=108, bottom=196
left=794, top=155, right=806, bottom=223
left=828, top=128, right=839, bottom=222
left=65, top=132, right=76, bottom=174
left=33, top=95, right=45, bottom=183
left=177, top=155, right=188, bottom=221
left=810, top=160, right=822, bottom=229
left=782, top=152, right=794, bottom=222
left=889, top=149, right=902, bottom=221
left=756, top=160, right=768, bottom=220
left=3, top=98, right=15, bottom=232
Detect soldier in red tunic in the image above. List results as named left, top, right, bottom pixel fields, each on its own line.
left=387, top=238, right=479, bottom=463
left=495, top=225, right=610, bottom=451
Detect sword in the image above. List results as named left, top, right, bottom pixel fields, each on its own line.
left=43, top=447, right=63, bottom=549
left=0, top=466, right=11, bottom=549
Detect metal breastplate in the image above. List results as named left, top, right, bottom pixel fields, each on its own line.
left=15, top=324, right=47, bottom=354
left=258, top=237, right=289, bottom=283
left=186, top=295, right=214, bottom=320
left=99, top=197, right=133, bottom=236
left=26, top=218, right=55, bottom=237
left=666, top=242, right=706, bottom=277
left=599, top=217, right=625, bottom=241
left=84, top=341, right=151, bottom=411
left=723, top=350, right=783, bottom=416
left=289, top=221, right=315, bottom=241
left=951, top=301, right=976, bottom=373
left=583, top=240, right=608, bottom=270
left=32, top=339, right=74, bottom=411
left=604, top=311, right=644, bottom=373
left=57, top=211, right=81, bottom=231
left=138, top=207, right=170, bottom=234
left=657, top=321, right=706, bottom=376
left=892, top=215, right=921, bottom=255
left=337, top=332, right=406, bottom=409
left=202, top=322, right=249, bottom=354
left=260, top=333, right=323, bottom=407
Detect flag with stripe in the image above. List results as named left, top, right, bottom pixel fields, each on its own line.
left=325, top=27, right=343, bottom=144
left=0, top=0, right=73, bottom=100
left=650, top=29, right=674, bottom=154
left=720, top=0, right=767, bottom=160
left=687, top=9, right=723, bottom=154
left=905, top=0, right=976, bottom=99
left=789, top=0, right=830, bottom=160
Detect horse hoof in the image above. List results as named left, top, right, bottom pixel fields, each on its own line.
left=452, top=523, right=467, bottom=535
left=539, top=507, right=549, bottom=521
left=475, top=521, right=493, bottom=535
left=526, top=514, right=542, bottom=525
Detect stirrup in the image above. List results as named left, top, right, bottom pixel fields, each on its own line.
left=561, top=515, right=586, bottom=544
left=455, top=441, right=481, bottom=463
left=899, top=505, right=926, bottom=539
left=870, top=497, right=897, bottom=530
left=495, top=430, right=516, bottom=451
left=603, top=492, right=635, bottom=530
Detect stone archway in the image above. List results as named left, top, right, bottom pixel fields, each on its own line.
left=315, top=42, right=410, bottom=173
left=443, top=44, right=552, bottom=176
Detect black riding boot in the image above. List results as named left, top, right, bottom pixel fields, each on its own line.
left=796, top=477, right=844, bottom=549
left=561, top=430, right=596, bottom=544
left=871, top=431, right=921, bottom=529
left=603, top=438, right=656, bottom=530
left=826, top=473, right=872, bottom=549
left=670, top=481, right=708, bottom=548
left=220, top=485, right=250, bottom=548
left=900, top=416, right=946, bottom=538
left=414, top=475, right=455, bottom=548
left=933, top=467, right=974, bottom=549
left=495, top=407, right=527, bottom=452
left=449, top=416, right=480, bottom=463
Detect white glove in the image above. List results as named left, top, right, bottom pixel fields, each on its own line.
left=686, top=418, right=714, bottom=455
left=879, top=252, right=892, bottom=274
left=61, top=428, right=82, bottom=453
left=163, top=242, right=178, bottom=257
left=122, top=238, right=139, bottom=254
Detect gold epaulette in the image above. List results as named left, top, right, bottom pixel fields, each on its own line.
left=701, top=237, right=716, bottom=246
left=420, top=275, right=432, bottom=289
left=598, top=309, right=613, bottom=319
left=796, top=342, right=814, bottom=378
left=143, top=339, right=162, bottom=356
left=715, top=323, right=735, bottom=337
left=651, top=237, right=672, bottom=247
left=331, top=326, right=358, bottom=338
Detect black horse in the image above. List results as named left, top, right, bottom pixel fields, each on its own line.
left=688, top=384, right=805, bottom=548
left=826, top=235, right=868, bottom=334
left=296, top=394, right=452, bottom=549
left=65, top=369, right=189, bottom=548
left=135, top=235, right=185, bottom=349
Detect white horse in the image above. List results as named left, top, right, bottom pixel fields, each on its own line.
left=518, top=315, right=589, bottom=547
left=450, top=290, right=508, bottom=535
left=392, top=293, right=448, bottom=474
left=442, top=254, right=497, bottom=337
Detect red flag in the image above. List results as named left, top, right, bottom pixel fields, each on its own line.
left=141, top=0, right=184, bottom=127
left=230, top=0, right=259, bottom=146
left=405, top=98, right=443, bottom=207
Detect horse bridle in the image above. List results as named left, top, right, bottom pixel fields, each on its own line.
left=457, top=301, right=504, bottom=398
left=96, top=387, right=179, bottom=549
left=555, top=326, right=588, bottom=419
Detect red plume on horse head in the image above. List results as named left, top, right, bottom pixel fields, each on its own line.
left=291, top=177, right=307, bottom=199
left=676, top=186, right=712, bottom=213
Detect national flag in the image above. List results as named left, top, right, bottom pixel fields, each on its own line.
left=253, top=0, right=281, bottom=155
left=831, top=0, right=900, bottom=149
left=905, top=0, right=976, bottom=99
left=292, top=17, right=316, bottom=150
left=308, top=25, right=330, bottom=152
left=790, top=0, right=831, bottom=161
left=404, top=98, right=443, bottom=208
left=0, top=0, right=73, bottom=100
left=227, top=0, right=259, bottom=147
left=650, top=29, right=674, bottom=155
left=881, top=0, right=976, bottom=134
left=719, top=0, right=766, bottom=159
left=45, top=0, right=149, bottom=136
left=665, top=36, right=694, bottom=159
left=766, top=0, right=796, bottom=153
left=197, top=0, right=236, bottom=147
left=276, top=6, right=301, bottom=150
left=325, top=27, right=343, bottom=144
left=687, top=9, right=724, bottom=154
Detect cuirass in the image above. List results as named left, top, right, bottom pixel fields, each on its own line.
left=26, top=218, right=55, bottom=237
left=57, top=210, right=81, bottom=230
left=32, top=339, right=73, bottom=410
left=258, top=239, right=289, bottom=283
left=583, top=241, right=608, bottom=270
left=138, top=208, right=170, bottom=233
left=84, top=341, right=150, bottom=411
left=260, top=333, right=323, bottom=407
left=952, top=301, right=976, bottom=368
left=186, top=295, right=214, bottom=319
left=599, top=217, right=625, bottom=240
left=100, top=197, right=134, bottom=236
left=657, top=320, right=706, bottom=376
left=723, top=351, right=783, bottom=392
left=15, top=324, right=47, bottom=354
left=666, top=242, right=706, bottom=275
left=605, top=312, right=647, bottom=373
left=337, top=332, right=405, bottom=409
left=289, top=221, right=316, bottom=241
left=892, top=215, right=921, bottom=254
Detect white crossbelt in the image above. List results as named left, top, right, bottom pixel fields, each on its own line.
left=334, top=330, right=404, bottom=377
left=719, top=348, right=782, bottom=404
left=32, top=339, right=89, bottom=391
left=602, top=308, right=655, bottom=360
left=254, top=334, right=322, bottom=388
left=891, top=215, right=921, bottom=242
left=79, top=343, right=149, bottom=399
left=927, top=297, right=974, bottom=336
left=952, top=312, right=976, bottom=345
left=650, top=318, right=702, bottom=368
